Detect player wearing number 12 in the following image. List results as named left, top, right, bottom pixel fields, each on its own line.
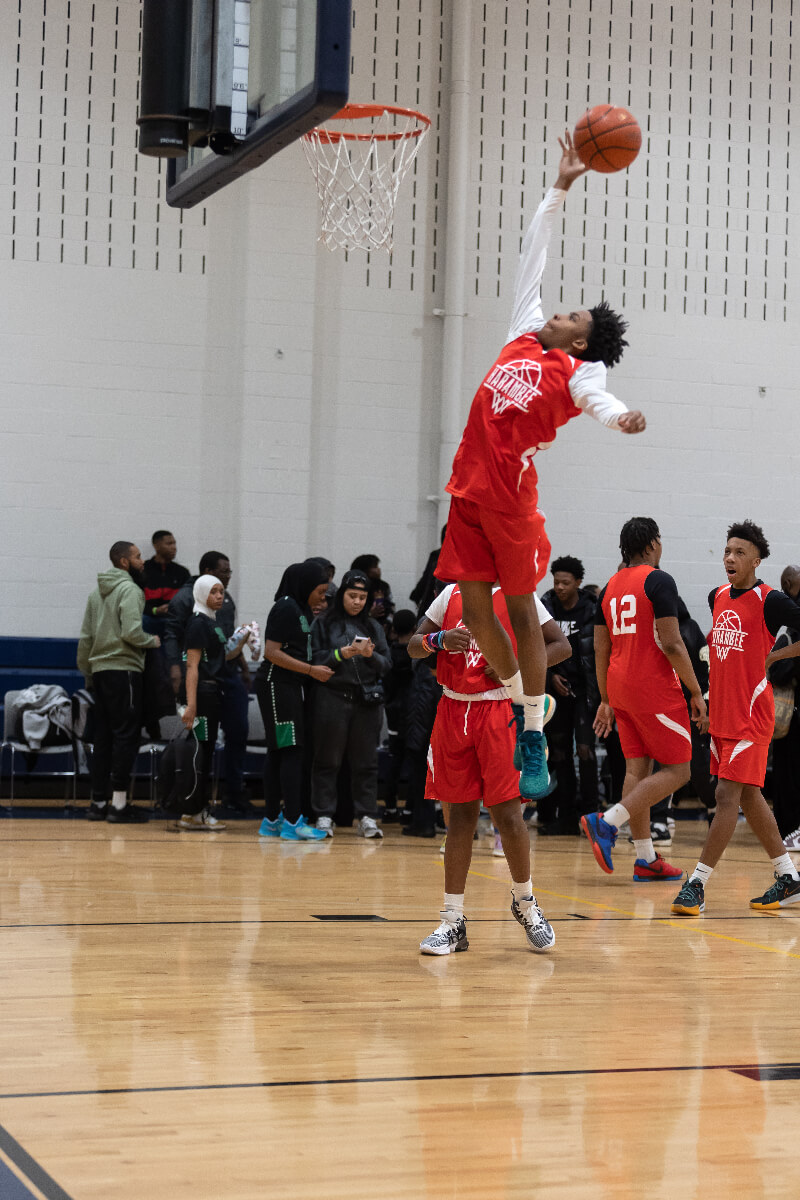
left=581, top=518, right=707, bottom=881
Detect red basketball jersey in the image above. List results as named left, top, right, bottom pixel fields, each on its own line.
left=708, top=583, right=775, bottom=744
left=445, top=335, right=583, bottom=516
left=433, top=584, right=518, bottom=695
left=601, top=565, right=683, bottom=712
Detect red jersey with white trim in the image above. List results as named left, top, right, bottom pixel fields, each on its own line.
left=444, top=187, right=628, bottom=517
left=708, top=583, right=775, bottom=745
left=601, top=565, right=683, bottom=712
left=425, top=584, right=550, bottom=696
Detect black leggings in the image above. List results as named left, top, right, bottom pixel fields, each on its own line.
left=264, top=747, right=305, bottom=824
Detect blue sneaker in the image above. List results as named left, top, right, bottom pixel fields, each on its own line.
left=580, top=811, right=617, bottom=874
left=517, top=729, right=550, bottom=799
left=258, top=816, right=283, bottom=838
left=280, top=815, right=328, bottom=842
left=511, top=696, right=556, bottom=770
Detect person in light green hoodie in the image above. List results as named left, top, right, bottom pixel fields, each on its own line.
left=77, top=541, right=160, bottom=823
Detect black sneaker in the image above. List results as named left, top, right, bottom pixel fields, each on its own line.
left=106, top=804, right=150, bottom=824
left=671, top=877, right=705, bottom=916
left=628, top=821, right=672, bottom=847
left=86, top=802, right=108, bottom=821
left=750, top=873, right=800, bottom=910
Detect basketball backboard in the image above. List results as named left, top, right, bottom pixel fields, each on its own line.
left=151, top=0, right=351, bottom=208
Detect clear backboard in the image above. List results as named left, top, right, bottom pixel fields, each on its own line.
left=161, top=0, right=351, bottom=208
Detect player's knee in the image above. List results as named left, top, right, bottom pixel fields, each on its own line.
left=491, top=799, right=524, bottom=833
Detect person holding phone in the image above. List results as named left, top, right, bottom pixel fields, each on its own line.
left=310, top=570, right=392, bottom=838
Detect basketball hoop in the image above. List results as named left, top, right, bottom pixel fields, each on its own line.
left=302, top=103, right=431, bottom=253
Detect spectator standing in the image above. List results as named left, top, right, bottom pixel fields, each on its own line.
left=177, top=575, right=248, bottom=830
left=254, top=562, right=331, bottom=841
left=382, top=609, right=418, bottom=820
left=410, top=526, right=449, bottom=616
left=141, top=530, right=190, bottom=636
left=771, top=565, right=800, bottom=847
left=77, top=541, right=159, bottom=823
left=164, top=551, right=252, bottom=815
left=310, top=570, right=392, bottom=838
left=351, top=554, right=395, bottom=626
left=539, top=556, right=600, bottom=834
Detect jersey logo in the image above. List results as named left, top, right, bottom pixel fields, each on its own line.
left=455, top=619, right=486, bottom=670
left=486, top=359, right=542, bottom=415
left=711, top=609, right=747, bottom=660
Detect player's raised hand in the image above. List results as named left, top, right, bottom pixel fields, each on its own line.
left=555, top=130, right=589, bottom=190
left=593, top=701, right=615, bottom=739
left=443, top=627, right=472, bottom=652
left=618, top=410, right=646, bottom=434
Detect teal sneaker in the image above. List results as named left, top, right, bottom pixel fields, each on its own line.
left=280, top=815, right=328, bottom=842
left=517, top=729, right=550, bottom=799
left=511, top=695, right=556, bottom=770
left=258, top=816, right=283, bottom=838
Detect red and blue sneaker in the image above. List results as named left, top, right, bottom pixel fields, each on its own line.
left=580, top=811, right=617, bottom=874
left=632, top=853, right=683, bottom=882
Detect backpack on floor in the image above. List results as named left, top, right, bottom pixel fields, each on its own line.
left=157, top=729, right=200, bottom=815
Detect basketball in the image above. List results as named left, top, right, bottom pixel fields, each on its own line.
left=573, top=105, right=642, bottom=173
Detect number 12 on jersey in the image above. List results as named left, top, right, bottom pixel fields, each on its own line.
left=610, top=595, right=637, bottom=635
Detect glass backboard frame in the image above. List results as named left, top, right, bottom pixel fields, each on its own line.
left=166, top=0, right=351, bottom=209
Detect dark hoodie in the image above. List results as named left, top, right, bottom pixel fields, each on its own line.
left=310, top=570, right=391, bottom=695
left=540, top=586, right=598, bottom=700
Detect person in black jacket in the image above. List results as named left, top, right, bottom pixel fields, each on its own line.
left=141, top=530, right=190, bottom=635
left=310, top=570, right=392, bottom=838
left=539, top=555, right=600, bottom=834
left=770, top=565, right=800, bottom=845
left=254, top=561, right=332, bottom=841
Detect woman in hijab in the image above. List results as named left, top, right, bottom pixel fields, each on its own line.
left=179, top=574, right=246, bottom=831
left=254, top=560, right=332, bottom=841
left=309, top=570, right=392, bottom=839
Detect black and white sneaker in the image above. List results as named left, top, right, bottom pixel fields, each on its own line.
left=419, top=915, right=468, bottom=955
left=511, top=896, right=556, bottom=952
left=627, top=821, right=672, bottom=848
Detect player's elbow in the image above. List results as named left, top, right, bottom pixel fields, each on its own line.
left=661, top=641, right=684, bottom=659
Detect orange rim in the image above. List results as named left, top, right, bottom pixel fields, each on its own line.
left=305, top=102, right=431, bottom=145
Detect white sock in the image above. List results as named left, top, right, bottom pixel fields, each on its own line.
left=111, top=791, right=127, bottom=811
left=602, top=803, right=630, bottom=830
left=772, top=852, right=799, bottom=880
left=512, top=879, right=534, bottom=905
left=442, top=893, right=465, bottom=922
left=501, top=671, right=524, bottom=705
left=691, top=861, right=714, bottom=886
left=523, top=695, right=545, bottom=733
left=634, top=838, right=656, bottom=864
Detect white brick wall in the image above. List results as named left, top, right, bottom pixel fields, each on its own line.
left=0, top=0, right=798, bottom=642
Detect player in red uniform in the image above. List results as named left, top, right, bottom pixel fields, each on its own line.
left=410, top=585, right=569, bottom=954
left=580, top=518, right=707, bottom=880
left=435, top=133, right=646, bottom=804
left=671, top=521, right=800, bottom=916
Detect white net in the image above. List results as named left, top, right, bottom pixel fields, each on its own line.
left=302, top=104, right=431, bottom=254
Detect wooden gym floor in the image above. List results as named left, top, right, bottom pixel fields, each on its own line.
left=1, top=814, right=799, bottom=1199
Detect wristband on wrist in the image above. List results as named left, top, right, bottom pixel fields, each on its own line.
left=422, top=630, right=447, bottom=653
left=334, top=649, right=342, bottom=662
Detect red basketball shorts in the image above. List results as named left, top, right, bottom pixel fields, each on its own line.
left=425, top=695, right=520, bottom=806
left=613, top=703, right=692, bottom=765
left=435, top=496, right=551, bottom=595
left=710, top=735, right=769, bottom=787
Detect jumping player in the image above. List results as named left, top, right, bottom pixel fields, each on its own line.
left=410, top=584, right=569, bottom=955
left=435, top=133, right=645, bottom=804
left=581, top=519, right=707, bottom=881
left=671, top=522, right=800, bottom=916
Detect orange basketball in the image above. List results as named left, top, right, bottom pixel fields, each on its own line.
left=573, top=105, right=641, bottom=173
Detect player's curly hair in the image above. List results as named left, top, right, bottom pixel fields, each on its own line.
left=727, top=520, right=770, bottom=559
left=619, top=517, right=660, bottom=565
left=551, top=555, right=585, bottom=581
left=582, top=301, right=629, bottom=368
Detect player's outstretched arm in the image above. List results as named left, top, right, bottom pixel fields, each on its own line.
left=618, top=411, right=646, bottom=434
left=554, top=130, right=589, bottom=192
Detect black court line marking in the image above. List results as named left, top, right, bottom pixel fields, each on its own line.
left=0, top=914, right=785, bottom=930
left=4, top=1060, right=799, bottom=1102
left=0, top=1124, right=75, bottom=1200
left=731, top=1065, right=800, bottom=1081
left=312, top=914, right=387, bottom=922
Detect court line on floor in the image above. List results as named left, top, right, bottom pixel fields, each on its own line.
left=0, top=914, right=786, bottom=930
left=3, top=1060, right=799, bottom=1102
left=0, top=1124, right=74, bottom=1200
left=466, top=867, right=800, bottom=960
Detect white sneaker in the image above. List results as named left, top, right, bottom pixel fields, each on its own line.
left=177, top=809, right=226, bottom=831
left=420, top=915, right=468, bottom=955
left=492, top=832, right=504, bottom=858
left=510, top=895, right=555, bottom=952
left=783, top=827, right=800, bottom=851
left=358, top=815, right=383, bottom=839
left=316, top=816, right=334, bottom=837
